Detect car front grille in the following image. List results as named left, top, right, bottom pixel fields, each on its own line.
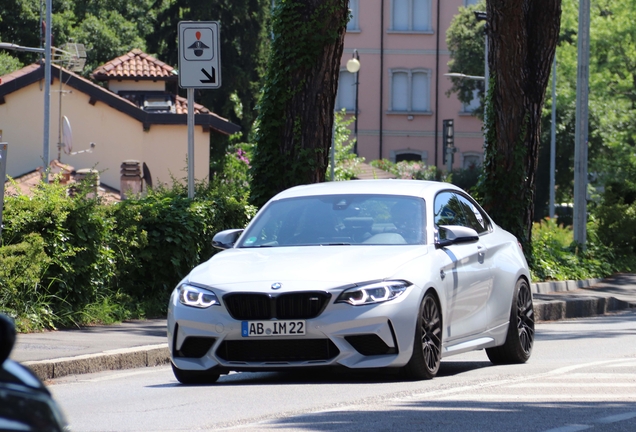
left=216, top=339, right=340, bottom=362
left=223, top=292, right=331, bottom=320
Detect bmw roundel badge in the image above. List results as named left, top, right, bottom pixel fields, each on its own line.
left=271, top=282, right=282, bottom=290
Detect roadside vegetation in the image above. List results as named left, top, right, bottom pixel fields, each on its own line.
left=3, top=115, right=636, bottom=333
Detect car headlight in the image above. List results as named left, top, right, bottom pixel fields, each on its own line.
left=336, top=280, right=411, bottom=306
left=178, top=284, right=220, bottom=308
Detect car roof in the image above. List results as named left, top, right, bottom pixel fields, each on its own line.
left=271, top=180, right=463, bottom=201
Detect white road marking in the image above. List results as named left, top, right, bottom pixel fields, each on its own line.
left=595, top=411, right=636, bottom=424
left=506, top=382, right=636, bottom=388
left=540, top=425, right=590, bottom=432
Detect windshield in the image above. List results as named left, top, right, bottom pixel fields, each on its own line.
left=239, top=194, right=425, bottom=247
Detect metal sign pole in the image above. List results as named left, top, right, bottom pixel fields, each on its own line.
left=0, top=143, right=8, bottom=241
left=178, top=21, right=222, bottom=200
left=187, top=88, right=195, bottom=199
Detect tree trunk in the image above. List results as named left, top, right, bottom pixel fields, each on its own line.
left=250, top=0, right=349, bottom=207
left=480, top=0, right=561, bottom=259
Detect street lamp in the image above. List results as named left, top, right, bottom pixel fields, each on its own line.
left=444, top=72, right=485, bottom=82
left=346, top=50, right=360, bottom=155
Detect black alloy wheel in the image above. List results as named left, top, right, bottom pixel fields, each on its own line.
left=404, top=291, right=442, bottom=380
left=486, top=278, right=535, bottom=364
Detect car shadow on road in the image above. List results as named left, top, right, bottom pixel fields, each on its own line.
left=149, top=360, right=494, bottom=388
left=250, top=400, right=636, bottom=432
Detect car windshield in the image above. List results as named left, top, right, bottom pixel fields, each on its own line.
left=239, top=194, right=425, bottom=247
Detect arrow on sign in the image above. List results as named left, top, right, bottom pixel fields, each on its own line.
left=200, top=67, right=216, bottom=84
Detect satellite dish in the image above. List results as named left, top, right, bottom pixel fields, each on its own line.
left=142, top=162, right=153, bottom=189
left=62, top=116, right=73, bottom=155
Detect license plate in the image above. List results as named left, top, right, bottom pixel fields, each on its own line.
left=241, top=320, right=306, bottom=337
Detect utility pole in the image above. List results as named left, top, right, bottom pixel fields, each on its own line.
left=549, top=55, right=557, bottom=219
left=44, top=0, right=52, bottom=173
left=574, top=0, right=590, bottom=246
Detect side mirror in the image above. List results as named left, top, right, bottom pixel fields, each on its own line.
left=0, top=313, right=17, bottom=364
left=212, top=229, right=244, bottom=250
left=435, top=225, right=479, bottom=248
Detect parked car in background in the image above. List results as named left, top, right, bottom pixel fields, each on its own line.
left=0, top=314, right=68, bottom=431
left=168, top=180, right=534, bottom=384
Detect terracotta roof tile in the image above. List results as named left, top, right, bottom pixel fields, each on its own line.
left=175, top=95, right=213, bottom=115
left=91, top=49, right=176, bottom=81
left=5, top=162, right=121, bottom=203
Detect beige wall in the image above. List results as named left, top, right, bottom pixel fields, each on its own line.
left=0, top=76, right=209, bottom=190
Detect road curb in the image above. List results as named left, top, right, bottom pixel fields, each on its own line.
left=24, top=344, right=170, bottom=381
left=533, top=296, right=634, bottom=322
left=531, top=278, right=603, bottom=294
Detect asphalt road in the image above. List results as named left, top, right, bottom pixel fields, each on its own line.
left=49, top=311, right=636, bottom=432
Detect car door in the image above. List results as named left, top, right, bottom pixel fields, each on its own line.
left=434, top=191, right=494, bottom=342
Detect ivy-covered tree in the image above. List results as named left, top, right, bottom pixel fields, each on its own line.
left=478, top=0, right=561, bottom=258
left=249, top=0, right=349, bottom=208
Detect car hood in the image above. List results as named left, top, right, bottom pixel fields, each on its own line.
left=186, top=246, right=429, bottom=290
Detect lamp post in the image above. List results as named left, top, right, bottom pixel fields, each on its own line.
left=474, top=11, right=488, bottom=144
left=346, top=50, right=361, bottom=155
left=444, top=72, right=485, bottom=165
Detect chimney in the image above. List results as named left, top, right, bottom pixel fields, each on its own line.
left=120, top=160, right=142, bottom=200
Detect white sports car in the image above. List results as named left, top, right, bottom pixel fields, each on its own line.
left=168, top=180, right=534, bottom=383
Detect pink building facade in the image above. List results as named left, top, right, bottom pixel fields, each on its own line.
left=338, top=0, right=483, bottom=171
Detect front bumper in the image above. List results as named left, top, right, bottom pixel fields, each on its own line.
left=167, top=285, right=423, bottom=373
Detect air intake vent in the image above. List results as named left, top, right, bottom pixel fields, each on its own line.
left=345, top=334, right=397, bottom=356
left=216, top=339, right=339, bottom=362
left=175, top=336, right=216, bottom=358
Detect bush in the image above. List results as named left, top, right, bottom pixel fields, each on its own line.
left=0, top=234, right=55, bottom=331
left=595, top=181, right=636, bottom=256
left=370, top=159, right=442, bottom=180
left=531, top=218, right=619, bottom=282
left=110, top=187, right=255, bottom=302
left=0, top=178, right=255, bottom=330
left=2, top=182, right=116, bottom=307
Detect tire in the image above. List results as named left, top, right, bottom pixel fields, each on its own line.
left=171, top=362, right=220, bottom=384
left=403, top=291, right=442, bottom=380
left=486, top=278, right=535, bottom=365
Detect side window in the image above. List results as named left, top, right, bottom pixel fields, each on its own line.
left=434, top=192, right=467, bottom=227
left=456, top=194, right=491, bottom=234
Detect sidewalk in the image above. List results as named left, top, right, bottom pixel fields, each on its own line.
left=11, top=274, right=636, bottom=381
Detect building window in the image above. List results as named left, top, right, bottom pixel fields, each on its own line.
left=347, top=0, right=359, bottom=31
left=464, top=0, right=480, bottom=6
left=462, top=152, right=482, bottom=170
left=389, top=69, right=431, bottom=113
left=336, top=70, right=356, bottom=111
left=391, top=0, right=432, bottom=32
left=462, top=89, right=480, bottom=113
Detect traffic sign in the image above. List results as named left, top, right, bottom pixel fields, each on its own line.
left=178, top=21, right=221, bottom=89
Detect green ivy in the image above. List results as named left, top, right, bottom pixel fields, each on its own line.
left=249, top=0, right=349, bottom=208
left=477, top=74, right=532, bottom=259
